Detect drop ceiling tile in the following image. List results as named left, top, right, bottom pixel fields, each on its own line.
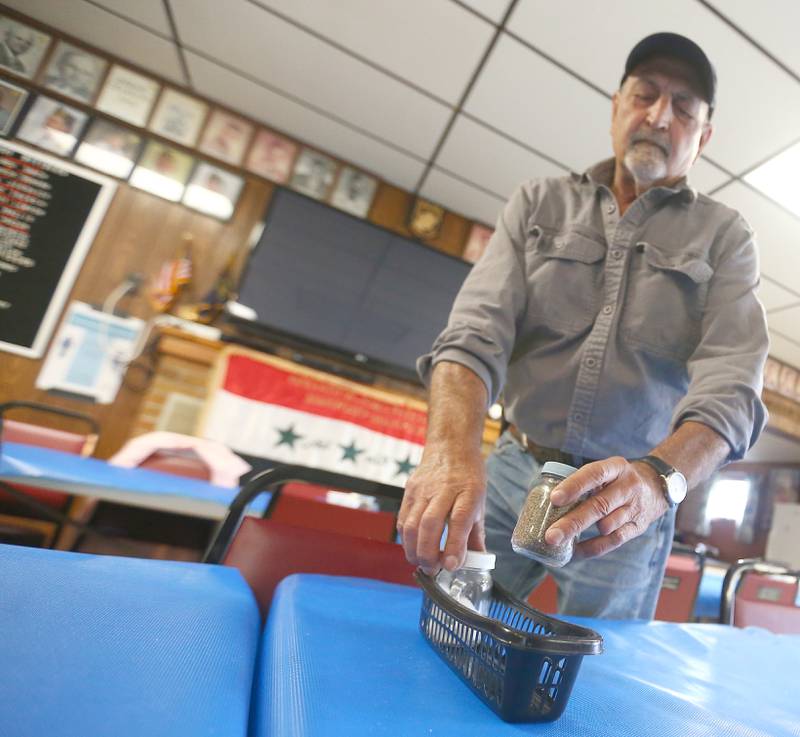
left=93, top=0, right=171, bottom=35
left=709, top=0, right=800, bottom=80
left=766, top=306, right=800, bottom=342
left=451, top=0, right=512, bottom=24
left=171, top=0, right=450, bottom=159
left=186, top=52, right=426, bottom=191
left=254, top=0, right=494, bottom=105
left=743, top=427, right=800, bottom=463
left=768, top=330, right=800, bottom=370
left=464, top=34, right=610, bottom=171
left=420, top=168, right=506, bottom=224
left=759, top=278, right=800, bottom=312
left=506, top=0, right=800, bottom=175
left=3, top=0, right=186, bottom=83
left=437, top=115, right=566, bottom=198
left=713, top=181, right=800, bottom=294
left=690, top=159, right=731, bottom=194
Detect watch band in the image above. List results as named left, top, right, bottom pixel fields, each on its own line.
left=635, top=454, right=674, bottom=477
left=633, top=455, right=685, bottom=507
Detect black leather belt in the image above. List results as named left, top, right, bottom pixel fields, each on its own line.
left=507, top=424, right=596, bottom=467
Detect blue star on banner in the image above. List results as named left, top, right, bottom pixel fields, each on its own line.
left=275, top=424, right=303, bottom=449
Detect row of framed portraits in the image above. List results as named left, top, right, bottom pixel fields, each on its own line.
left=0, top=78, right=380, bottom=221
left=0, top=12, right=491, bottom=251
left=0, top=12, right=380, bottom=220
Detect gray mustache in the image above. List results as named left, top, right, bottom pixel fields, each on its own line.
left=629, top=134, right=670, bottom=156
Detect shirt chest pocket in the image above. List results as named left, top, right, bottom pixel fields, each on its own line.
left=526, top=223, right=606, bottom=333
left=622, top=241, right=714, bottom=361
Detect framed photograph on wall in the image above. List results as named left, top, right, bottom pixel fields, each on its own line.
left=289, top=148, right=337, bottom=200
left=182, top=162, right=244, bottom=221
left=0, top=15, right=51, bottom=79
left=40, top=40, right=107, bottom=104
left=462, top=223, right=494, bottom=263
left=0, top=78, right=28, bottom=136
left=198, top=108, right=253, bottom=166
left=129, top=139, right=194, bottom=202
left=149, top=88, right=208, bottom=147
left=245, top=129, right=297, bottom=183
left=95, top=64, right=160, bottom=127
left=329, top=166, right=377, bottom=218
left=16, top=95, right=88, bottom=157
left=74, top=118, right=142, bottom=179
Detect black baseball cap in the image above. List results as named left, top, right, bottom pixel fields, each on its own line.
left=621, top=32, right=717, bottom=117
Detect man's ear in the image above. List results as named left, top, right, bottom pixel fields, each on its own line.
left=694, top=121, right=713, bottom=161
left=610, top=91, right=620, bottom=133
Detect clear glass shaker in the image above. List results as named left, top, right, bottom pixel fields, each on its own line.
left=435, top=550, right=496, bottom=615
left=511, top=461, right=580, bottom=567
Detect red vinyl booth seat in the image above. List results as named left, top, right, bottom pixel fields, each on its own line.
left=655, top=552, right=703, bottom=623
left=722, top=559, right=800, bottom=634
left=222, top=517, right=416, bottom=617
left=0, top=418, right=94, bottom=509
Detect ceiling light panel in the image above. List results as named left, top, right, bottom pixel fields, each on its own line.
left=744, top=141, right=800, bottom=218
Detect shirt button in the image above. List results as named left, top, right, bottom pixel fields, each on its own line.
left=573, top=413, right=583, bottom=422
left=585, top=357, right=597, bottom=368
left=612, top=249, right=623, bottom=259
left=607, top=204, right=616, bottom=214
left=602, top=305, right=613, bottom=315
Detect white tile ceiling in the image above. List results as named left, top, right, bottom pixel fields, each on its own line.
left=7, top=0, right=800, bottom=370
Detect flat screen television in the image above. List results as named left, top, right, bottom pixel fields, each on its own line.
left=227, top=187, right=472, bottom=382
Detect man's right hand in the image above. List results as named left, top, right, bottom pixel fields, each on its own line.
left=397, top=447, right=487, bottom=576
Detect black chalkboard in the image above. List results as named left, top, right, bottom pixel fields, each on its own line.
left=0, top=140, right=115, bottom=358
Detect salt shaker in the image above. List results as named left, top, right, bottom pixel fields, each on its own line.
left=511, top=461, right=581, bottom=567
left=435, top=550, right=496, bottom=615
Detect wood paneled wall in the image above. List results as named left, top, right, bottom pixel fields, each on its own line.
left=0, top=170, right=473, bottom=457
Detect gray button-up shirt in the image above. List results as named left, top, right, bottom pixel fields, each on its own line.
left=418, top=159, right=769, bottom=461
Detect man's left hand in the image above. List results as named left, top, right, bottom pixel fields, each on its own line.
left=544, top=456, right=668, bottom=559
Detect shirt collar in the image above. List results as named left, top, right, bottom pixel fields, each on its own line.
left=573, top=157, right=698, bottom=204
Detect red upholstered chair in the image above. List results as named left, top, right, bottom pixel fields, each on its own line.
left=267, top=480, right=398, bottom=542
left=654, top=543, right=706, bottom=622
left=527, top=573, right=558, bottom=614
left=0, top=401, right=100, bottom=548
left=203, top=465, right=411, bottom=617
left=721, top=559, right=800, bottom=634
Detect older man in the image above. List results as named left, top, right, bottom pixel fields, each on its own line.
left=398, top=33, right=768, bottom=619
left=0, top=23, right=34, bottom=75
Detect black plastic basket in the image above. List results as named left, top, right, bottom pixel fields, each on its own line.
left=416, top=570, right=603, bottom=723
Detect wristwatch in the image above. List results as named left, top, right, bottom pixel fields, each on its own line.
left=634, top=455, right=688, bottom=508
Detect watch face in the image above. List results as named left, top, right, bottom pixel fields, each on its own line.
left=666, top=471, right=688, bottom=504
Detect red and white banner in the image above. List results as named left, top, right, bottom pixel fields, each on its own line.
left=201, top=349, right=427, bottom=484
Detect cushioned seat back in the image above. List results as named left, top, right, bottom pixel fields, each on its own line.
left=223, top=517, right=416, bottom=617
left=2, top=418, right=89, bottom=455
left=654, top=553, right=703, bottom=622
left=136, top=450, right=212, bottom=481
left=735, top=572, right=800, bottom=633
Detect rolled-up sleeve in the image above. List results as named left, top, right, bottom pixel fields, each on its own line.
left=670, top=215, right=769, bottom=460
left=416, top=184, right=532, bottom=405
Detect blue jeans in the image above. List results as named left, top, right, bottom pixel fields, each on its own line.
left=484, top=430, right=676, bottom=620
